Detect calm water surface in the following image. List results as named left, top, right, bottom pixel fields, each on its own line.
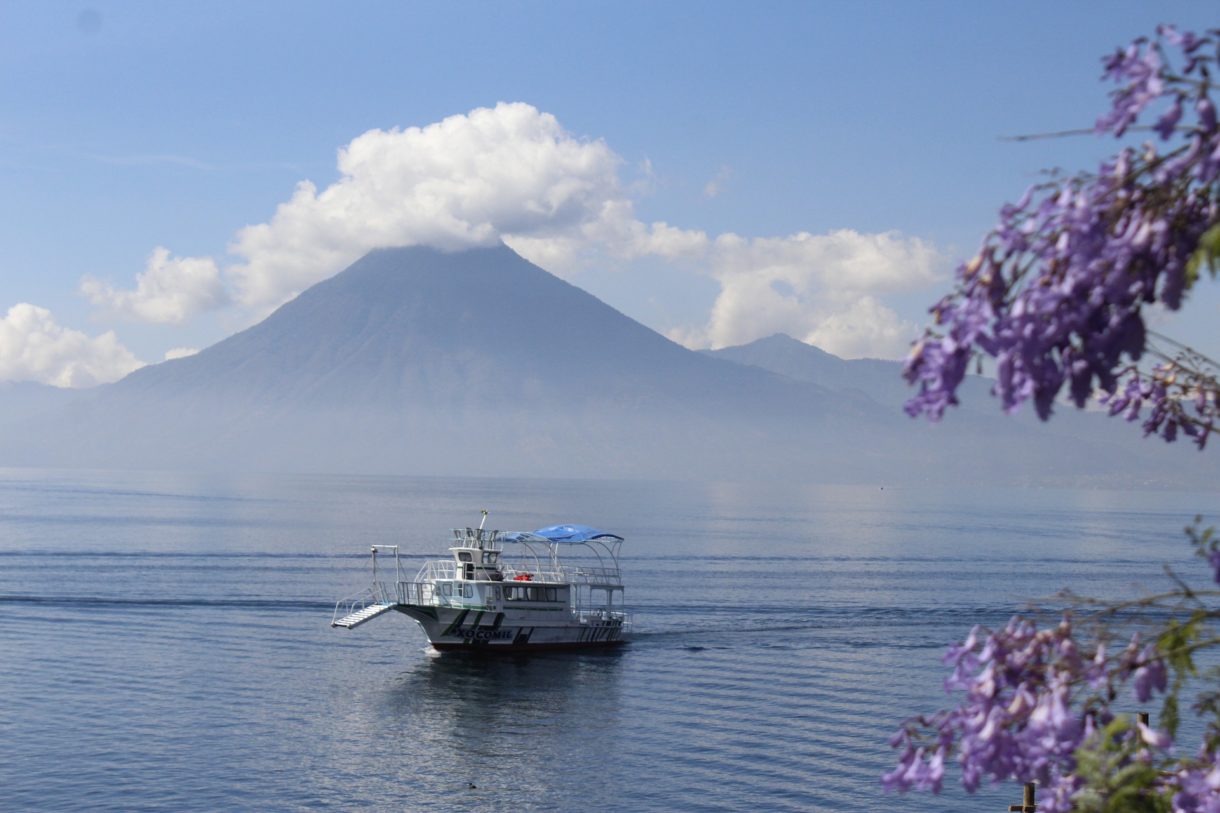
left=0, top=469, right=1215, bottom=811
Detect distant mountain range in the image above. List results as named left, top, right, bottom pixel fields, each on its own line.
left=1, top=244, right=1213, bottom=486
left=706, top=333, right=1008, bottom=417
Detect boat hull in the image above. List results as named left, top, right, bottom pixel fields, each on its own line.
left=397, top=605, right=628, bottom=652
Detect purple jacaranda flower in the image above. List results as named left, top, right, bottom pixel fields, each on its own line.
left=1200, top=97, right=1218, bottom=133
left=1158, top=24, right=1207, bottom=55
left=1086, top=642, right=1108, bottom=688
left=1129, top=642, right=1168, bottom=702
left=1096, top=39, right=1165, bottom=137
left=1170, top=747, right=1220, bottom=812
left=1137, top=719, right=1173, bottom=749
left=887, top=615, right=1104, bottom=808
left=882, top=740, right=949, bottom=794
left=1157, top=95, right=1185, bottom=139
left=906, top=26, right=1220, bottom=450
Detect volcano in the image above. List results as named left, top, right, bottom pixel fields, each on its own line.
left=2, top=245, right=1210, bottom=486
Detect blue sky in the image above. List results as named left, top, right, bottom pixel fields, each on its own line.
left=1, top=1, right=1217, bottom=386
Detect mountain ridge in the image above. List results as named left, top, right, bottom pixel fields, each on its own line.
left=1, top=245, right=1214, bottom=486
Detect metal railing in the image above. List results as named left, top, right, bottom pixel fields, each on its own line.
left=450, top=527, right=504, bottom=552
left=335, top=575, right=632, bottom=632
left=415, top=560, right=457, bottom=581
left=499, top=565, right=623, bottom=586
left=576, top=608, right=632, bottom=625
left=331, top=582, right=394, bottom=625
left=394, top=580, right=494, bottom=610
left=501, top=566, right=565, bottom=583
left=397, top=581, right=435, bottom=605
left=413, top=556, right=622, bottom=588
left=567, top=566, right=623, bottom=586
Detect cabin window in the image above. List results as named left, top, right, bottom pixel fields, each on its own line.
left=493, top=586, right=502, bottom=600
left=504, top=586, right=517, bottom=601
left=462, top=584, right=473, bottom=599
left=545, top=587, right=557, bottom=602
left=440, top=582, right=452, bottom=597
left=482, top=551, right=498, bottom=564
left=457, top=552, right=473, bottom=563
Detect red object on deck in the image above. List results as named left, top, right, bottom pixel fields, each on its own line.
left=513, top=573, right=533, bottom=581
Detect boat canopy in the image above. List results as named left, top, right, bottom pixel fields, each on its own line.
left=504, top=524, right=624, bottom=544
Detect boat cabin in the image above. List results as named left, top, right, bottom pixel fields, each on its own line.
left=450, top=526, right=505, bottom=581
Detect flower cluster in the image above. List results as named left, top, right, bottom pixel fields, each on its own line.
left=904, top=27, right=1220, bottom=447
left=1171, top=750, right=1220, bottom=813
left=883, top=616, right=1177, bottom=812
left=886, top=515, right=1220, bottom=811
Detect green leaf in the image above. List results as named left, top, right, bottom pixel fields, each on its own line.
left=1186, top=223, right=1220, bottom=290
left=1161, top=693, right=1180, bottom=738
left=1159, top=619, right=1197, bottom=676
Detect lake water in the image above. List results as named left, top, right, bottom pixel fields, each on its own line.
left=0, top=468, right=1215, bottom=812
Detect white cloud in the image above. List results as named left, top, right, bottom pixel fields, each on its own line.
left=225, top=102, right=641, bottom=309
left=801, top=297, right=917, bottom=359
left=676, top=229, right=942, bottom=358
left=163, top=347, right=199, bottom=361
left=0, top=304, right=144, bottom=387
left=81, top=247, right=227, bottom=324
left=710, top=229, right=940, bottom=295
left=82, top=103, right=945, bottom=361
left=120, top=103, right=710, bottom=315
left=574, top=199, right=709, bottom=263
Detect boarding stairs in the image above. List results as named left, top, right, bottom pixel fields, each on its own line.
left=332, top=601, right=397, bottom=628
left=331, top=545, right=405, bottom=629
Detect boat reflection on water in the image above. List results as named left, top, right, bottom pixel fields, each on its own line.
left=380, top=651, right=627, bottom=803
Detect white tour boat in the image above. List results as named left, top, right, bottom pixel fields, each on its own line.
left=332, top=513, right=630, bottom=652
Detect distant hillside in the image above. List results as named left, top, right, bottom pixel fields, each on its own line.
left=704, top=332, right=1005, bottom=411
left=706, top=333, right=917, bottom=406
left=705, top=332, right=1215, bottom=485
left=0, top=381, right=78, bottom=427
left=112, top=246, right=829, bottom=417
left=2, top=246, right=1215, bottom=486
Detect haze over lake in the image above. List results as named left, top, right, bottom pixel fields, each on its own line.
left=4, top=245, right=1216, bottom=489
